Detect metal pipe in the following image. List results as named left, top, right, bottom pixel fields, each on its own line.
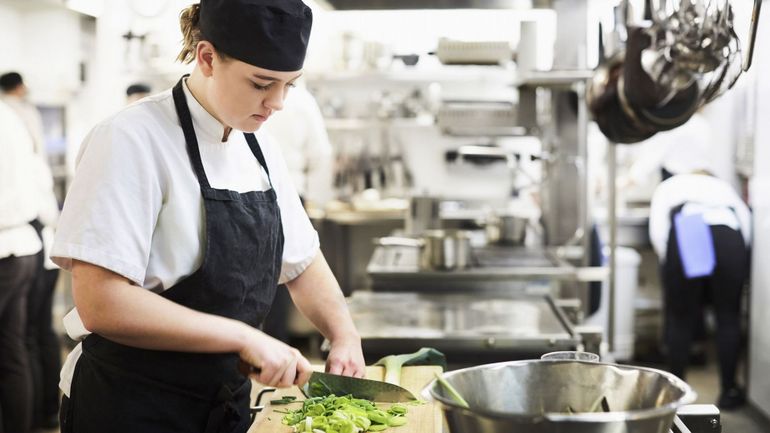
left=743, top=0, right=764, bottom=72
left=576, top=83, right=590, bottom=267
left=607, top=141, right=617, bottom=354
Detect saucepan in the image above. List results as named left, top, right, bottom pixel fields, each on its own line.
left=422, top=351, right=696, bottom=433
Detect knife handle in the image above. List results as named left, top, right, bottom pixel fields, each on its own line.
left=239, top=360, right=262, bottom=376
left=238, top=361, right=303, bottom=386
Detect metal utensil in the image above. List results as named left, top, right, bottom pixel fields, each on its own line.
left=302, top=371, right=417, bottom=402
left=422, top=355, right=696, bottom=433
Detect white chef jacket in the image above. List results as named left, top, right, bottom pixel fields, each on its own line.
left=262, top=85, right=334, bottom=205
left=0, top=99, right=43, bottom=259
left=1, top=94, right=46, bottom=155
left=53, top=79, right=320, bottom=395
left=626, top=114, right=714, bottom=184
left=648, top=174, right=751, bottom=261
left=2, top=95, right=60, bottom=269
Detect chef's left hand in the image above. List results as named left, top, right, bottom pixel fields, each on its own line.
left=325, top=335, right=365, bottom=378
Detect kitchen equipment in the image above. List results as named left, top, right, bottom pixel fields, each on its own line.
left=486, top=213, right=528, bottom=245
left=303, top=371, right=417, bottom=402
left=437, top=102, right=524, bottom=137
left=249, top=366, right=444, bottom=433
left=376, top=229, right=473, bottom=271
left=405, top=195, right=441, bottom=236
left=422, top=353, right=696, bottom=433
left=435, top=37, right=513, bottom=65
left=347, top=292, right=583, bottom=365
left=588, top=0, right=763, bottom=144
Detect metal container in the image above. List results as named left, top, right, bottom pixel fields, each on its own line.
left=420, top=230, right=472, bottom=270
left=486, top=214, right=528, bottom=245
left=375, top=230, right=472, bottom=271
left=423, top=355, right=696, bottom=433
left=405, top=196, right=441, bottom=236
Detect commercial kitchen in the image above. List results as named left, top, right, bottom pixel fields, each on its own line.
left=1, top=0, right=769, bottom=432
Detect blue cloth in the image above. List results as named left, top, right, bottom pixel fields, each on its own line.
left=674, top=212, right=716, bottom=279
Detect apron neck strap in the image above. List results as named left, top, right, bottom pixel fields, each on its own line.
left=243, top=133, right=273, bottom=188
left=173, top=76, right=211, bottom=190
left=172, top=76, right=275, bottom=191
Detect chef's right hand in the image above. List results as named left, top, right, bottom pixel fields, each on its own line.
left=239, top=328, right=313, bottom=388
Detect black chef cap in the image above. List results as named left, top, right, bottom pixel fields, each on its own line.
left=199, top=0, right=312, bottom=72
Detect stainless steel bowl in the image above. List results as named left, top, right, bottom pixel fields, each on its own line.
left=423, top=358, right=696, bottom=433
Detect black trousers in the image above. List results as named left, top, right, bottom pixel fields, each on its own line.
left=26, top=260, right=61, bottom=428
left=662, top=225, right=748, bottom=391
left=0, top=255, right=37, bottom=433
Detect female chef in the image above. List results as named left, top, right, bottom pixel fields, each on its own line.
left=51, top=1, right=365, bottom=432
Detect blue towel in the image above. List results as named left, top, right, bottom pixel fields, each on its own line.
left=674, top=212, right=716, bottom=279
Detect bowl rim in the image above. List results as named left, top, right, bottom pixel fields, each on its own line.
left=422, top=359, right=698, bottom=423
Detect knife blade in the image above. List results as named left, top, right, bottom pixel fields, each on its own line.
left=302, top=371, right=417, bottom=403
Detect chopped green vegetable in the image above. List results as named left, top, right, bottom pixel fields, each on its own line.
left=280, top=394, right=409, bottom=432
left=373, top=348, right=447, bottom=385
left=271, top=395, right=300, bottom=405
left=434, top=372, right=469, bottom=408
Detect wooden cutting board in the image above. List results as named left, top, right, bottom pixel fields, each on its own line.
left=248, top=365, right=444, bottom=433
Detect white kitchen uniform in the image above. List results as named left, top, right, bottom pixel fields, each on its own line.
left=52, top=80, right=320, bottom=395
left=0, top=99, right=43, bottom=259
left=2, top=95, right=60, bottom=270
left=262, top=85, right=334, bottom=205
left=626, top=113, right=713, bottom=184
left=649, top=174, right=751, bottom=261
left=2, top=94, right=46, bottom=155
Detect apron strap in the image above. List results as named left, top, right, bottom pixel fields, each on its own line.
left=244, top=133, right=274, bottom=188
left=173, top=75, right=275, bottom=191
left=172, top=76, right=212, bottom=191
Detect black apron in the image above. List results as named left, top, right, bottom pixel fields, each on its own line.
left=61, top=77, right=284, bottom=433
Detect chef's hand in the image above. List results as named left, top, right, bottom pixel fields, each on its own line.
left=239, top=328, right=313, bottom=388
left=325, top=335, right=366, bottom=378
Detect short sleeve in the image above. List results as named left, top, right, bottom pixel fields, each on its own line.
left=259, top=133, right=320, bottom=284
left=51, top=120, right=164, bottom=285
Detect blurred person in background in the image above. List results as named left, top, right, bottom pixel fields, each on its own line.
left=1, top=71, right=62, bottom=430
left=615, top=112, right=714, bottom=364
left=649, top=168, right=751, bottom=409
left=126, top=83, right=152, bottom=104
left=619, top=112, right=712, bottom=189
left=0, top=98, right=39, bottom=433
left=261, top=82, right=334, bottom=344
left=262, top=82, right=334, bottom=208
left=0, top=72, right=44, bottom=155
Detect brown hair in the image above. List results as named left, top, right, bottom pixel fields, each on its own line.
left=177, top=4, right=230, bottom=64
left=177, top=4, right=202, bottom=63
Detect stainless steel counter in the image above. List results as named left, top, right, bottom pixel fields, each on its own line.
left=346, top=291, right=582, bottom=363
left=367, top=244, right=607, bottom=292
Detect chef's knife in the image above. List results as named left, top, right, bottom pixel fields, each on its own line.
left=302, top=371, right=417, bottom=402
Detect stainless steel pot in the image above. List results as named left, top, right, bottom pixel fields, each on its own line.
left=421, top=230, right=472, bottom=270
left=376, top=229, right=472, bottom=271
left=486, top=214, right=528, bottom=245
left=423, top=352, right=696, bottom=433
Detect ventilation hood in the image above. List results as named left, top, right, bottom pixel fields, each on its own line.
left=316, top=0, right=553, bottom=10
